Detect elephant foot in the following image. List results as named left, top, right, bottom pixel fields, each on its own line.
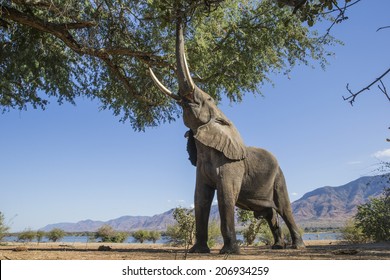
left=271, top=243, right=285, bottom=250
left=291, top=241, right=306, bottom=250
left=219, top=244, right=240, bottom=255
left=188, top=244, right=210, bottom=254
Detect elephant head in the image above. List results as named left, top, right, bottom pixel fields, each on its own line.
left=149, top=20, right=247, bottom=161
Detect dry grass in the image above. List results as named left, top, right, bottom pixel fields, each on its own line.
left=1, top=240, right=389, bottom=260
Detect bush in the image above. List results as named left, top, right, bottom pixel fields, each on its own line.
left=355, top=187, right=390, bottom=242
left=207, top=221, right=221, bottom=248
left=166, top=207, right=195, bottom=247
left=147, top=231, right=161, bottom=243
left=36, top=230, right=46, bottom=244
left=18, top=229, right=36, bottom=242
left=132, top=230, right=150, bottom=243
left=340, top=219, right=370, bottom=244
left=47, top=228, right=65, bottom=242
left=237, top=209, right=266, bottom=245
left=95, top=225, right=128, bottom=243
left=0, top=212, right=10, bottom=242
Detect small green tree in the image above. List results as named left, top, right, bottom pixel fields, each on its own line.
left=95, top=225, right=128, bottom=243
left=147, top=231, right=161, bottom=244
left=340, top=219, right=370, bottom=244
left=237, top=209, right=266, bottom=245
left=111, top=231, right=129, bottom=243
left=132, top=230, right=150, bottom=244
left=355, top=187, right=390, bottom=242
left=18, top=229, right=36, bottom=242
left=166, top=207, right=195, bottom=248
left=207, top=221, right=221, bottom=248
left=0, top=212, right=10, bottom=242
left=36, top=230, right=46, bottom=244
left=47, top=228, right=65, bottom=242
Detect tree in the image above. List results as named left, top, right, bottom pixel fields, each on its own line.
left=237, top=208, right=266, bottom=245
left=340, top=219, right=369, bottom=244
left=36, top=230, right=46, bottom=244
left=0, top=0, right=345, bottom=130
left=95, top=224, right=128, bottom=243
left=46, top=228, right=65, bottom=242
left=132, top=230, right=150, bottom=244
left=0, top=211, right=10, bottom=241
left=354, top=187, right=390, bottom=242
left=147, top=230, right=161, bottom=244
left=166, top=207, right=195, bottom=247
left=18, top=228, right=36, bottom=242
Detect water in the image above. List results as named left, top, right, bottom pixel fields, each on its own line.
left=3, top=232, right=341, bottom=243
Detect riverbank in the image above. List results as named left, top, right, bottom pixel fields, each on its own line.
left=1, top=240, right=389, bottom=260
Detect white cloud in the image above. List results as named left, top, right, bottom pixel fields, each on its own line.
left=291, top=192, right=298, bottom=196
left=372, top=149, right=390, bottom=159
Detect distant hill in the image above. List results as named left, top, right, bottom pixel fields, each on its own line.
left=291, top=174, right=388, bottom=227
left=41, top=174, right=389, bottom=231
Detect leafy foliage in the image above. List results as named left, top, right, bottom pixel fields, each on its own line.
left=95, top=224, right=128, bottom=243
left=166, top=207, right=195, bottom=246
left=340, top=219, right=370, bottom=244
left=237, top=208, right=267, bottom=245
left=0, top=212, right=10, bottom=241
left=46, top=228, right=65, bottom=242
left=36, top=230, right=46, bottom=244
left=0, top=0, right=343, bottom=130
left=147, top=230, right=161, bottom=244
left=355, top=187, right=390, bottom=242
left=18, top=229, right=36, bottom=242
left=132, top=230, right=150, bottom=243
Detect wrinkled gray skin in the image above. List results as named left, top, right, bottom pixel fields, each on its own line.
left=150, top=19, right=305, bottom=254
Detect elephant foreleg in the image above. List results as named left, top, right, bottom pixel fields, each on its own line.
left=217, top=183, right=241, bottom=254
left=189, top=181, right=215, bottom=253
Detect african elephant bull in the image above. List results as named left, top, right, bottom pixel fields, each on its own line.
left=149, top=17, right=305, bottom=254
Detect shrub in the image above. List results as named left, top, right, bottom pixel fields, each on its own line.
left=36, top=230, right=46, bottom=244
left=18, top=229, right=36, bottom=242
left=95, top=225, right=128, bottom=243
left=237, top=209, right=266, bottom=245
left=166, top=207, right=195, bottom=247
left=354, top=187, right=390, bottom=242
left=0, top=212, right=10, bottom=242
left=47, top=228, right=65, bottom=242
left=132, top=230, right=150, bottom=243
left=340, top=219, right=370, bottom=244
left=147, top=231, right=161, bottom=243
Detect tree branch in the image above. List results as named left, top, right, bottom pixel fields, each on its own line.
left=343, top=67, right=390, bottom=105
left=0, top=5, right=168, bottom=105
left=377, top=26, right=390, bottom=32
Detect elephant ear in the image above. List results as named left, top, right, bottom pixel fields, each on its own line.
left=194, top=118, right=247, bottom=160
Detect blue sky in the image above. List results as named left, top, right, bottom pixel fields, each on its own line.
left=1, top=1, right=390, bottom=232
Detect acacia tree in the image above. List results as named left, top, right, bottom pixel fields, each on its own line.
left=0, top=0, right=351, bottom=130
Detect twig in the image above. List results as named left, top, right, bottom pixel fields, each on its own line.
left=378, top=80, right=390, bottom=102
left=343, top=67, right=390, bottom=105
left=376, top=26, right=390, bottom=32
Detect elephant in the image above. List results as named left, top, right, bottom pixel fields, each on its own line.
left=149, top=17, right=305, bottom=254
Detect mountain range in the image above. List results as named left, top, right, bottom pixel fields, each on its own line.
left=41, top=174, right=389, bottom=231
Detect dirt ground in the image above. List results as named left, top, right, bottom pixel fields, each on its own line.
left=1, top=240, right=390, bottom=260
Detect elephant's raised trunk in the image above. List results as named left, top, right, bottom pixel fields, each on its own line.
left=175, top=15, right=195, bottom=100
left=149, top=11, right=195, bottom=102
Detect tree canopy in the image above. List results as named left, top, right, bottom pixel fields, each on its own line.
left=0, top=0, right=351, bottom=130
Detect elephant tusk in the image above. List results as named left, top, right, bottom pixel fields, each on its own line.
left=183, top=52, right=195, bottom=92
left=148, top=68, right=180, bottom=100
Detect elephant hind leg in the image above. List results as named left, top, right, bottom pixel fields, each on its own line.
left=274, top=170, right=305, bottom=249
left=255, top=208, right=285, bottom=249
